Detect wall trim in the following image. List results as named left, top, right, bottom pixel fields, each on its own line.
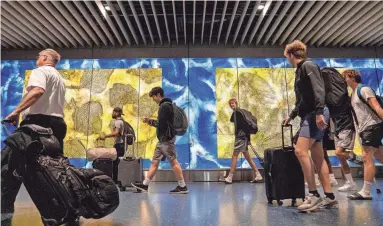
left=2, top=45, right=382, bottom=60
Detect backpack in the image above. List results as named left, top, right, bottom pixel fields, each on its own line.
left=118, top=119, right=135, bottom=145
left=167, top=102, right=188, bottom=136
left=68, top=166, right=120, bottom=219
left=237, top=108, right=258, bottom=134
left=321, top=67, right=350, bottom=117
left=356, top=84, right=383, bottom=118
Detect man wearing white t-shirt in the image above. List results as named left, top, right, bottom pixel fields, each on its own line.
left=4, top=49, right=66, bottom=148
left=342, top=69, right=383, bottom=200
left=1, top=49, right=78, bottom=225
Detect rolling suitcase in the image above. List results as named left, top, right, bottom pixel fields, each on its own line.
left=92, top=158, right=113, bottom=179
left=118, top=134, right=143, bottom=191
left=264, top=124, right=305, bottom=206
left=91, top=139, right=114, bottom=179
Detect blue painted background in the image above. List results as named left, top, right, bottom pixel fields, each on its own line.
left=1, top=58, right=382, bottom=169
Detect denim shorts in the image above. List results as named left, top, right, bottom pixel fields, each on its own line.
left=298, top=108, right=330, bottom=142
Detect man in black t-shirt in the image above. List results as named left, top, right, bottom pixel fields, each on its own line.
left=224, top=98, right=262, bottom=184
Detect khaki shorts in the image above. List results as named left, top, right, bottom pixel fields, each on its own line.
left=334, top=129, right=355, bottom=151
left=234, top=138, right=249, bottom=153
left=152, top=138, right=177, bottom=162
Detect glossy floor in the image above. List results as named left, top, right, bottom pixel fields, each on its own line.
left=2, top=179, right=383, bottom=226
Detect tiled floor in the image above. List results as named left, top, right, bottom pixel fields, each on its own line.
left=2, top=179, right=383, bottom=226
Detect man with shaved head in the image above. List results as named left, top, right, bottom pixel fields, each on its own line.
left=1, top=49, right=79, bottom=225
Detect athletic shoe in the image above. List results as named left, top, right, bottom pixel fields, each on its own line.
left=297, top=194, right=323, bottom=211
left=250, top=172, right=263, bottom=183
left=170, top=186, right=189, bottom=194
left=330, top=174, right=338, bottom=186
left=319, top=197, right=338, bottom=209
left=131, top=182, right=149, bottom=193
left=338, top=181, right=357, bottom=192
left=224, top=177, right=233, bottom=184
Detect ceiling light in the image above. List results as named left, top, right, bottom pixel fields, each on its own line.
left=258, top=5, right=265, bottom=10
left=105, top=5, right=111, bottom=11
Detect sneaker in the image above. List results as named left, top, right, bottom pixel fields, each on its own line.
left=170, top=186, right=189, bottom=194
left=330, top=174, right=338, bottom=186
left=224, top=177, right=233, bottom=184
left=131, top=182, right=149, bottom=193
left=297, top=194, right=323, bottom=211
left=319, top=197, right=338, bottom=209
left=338, top=181, right=357, bottom=192
left=250, top=172, right=263, bottom=183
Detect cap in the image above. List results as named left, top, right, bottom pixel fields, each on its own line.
left=113, top=107, right=124, bottom=115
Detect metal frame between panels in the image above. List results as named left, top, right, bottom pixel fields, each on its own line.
left=1, top=1, right=382, bottom=49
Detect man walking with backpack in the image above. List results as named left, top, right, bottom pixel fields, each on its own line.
left=342, top=69, right=383, bottom=200
left=282, top=40, right=337, bottom=212
left=320, top=67, right=360, bottom=192
left=131, top=87, right=189, bottom=194
left=224, top=98, right=263, bottom=184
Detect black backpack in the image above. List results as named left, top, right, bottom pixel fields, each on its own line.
left=119, top=119, right=135, bottom=145
left=321, top=67, right=350, bottom=117
left=236, top=108, right=258, bottom=134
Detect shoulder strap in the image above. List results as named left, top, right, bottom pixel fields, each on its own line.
left=357, top=84, right=380, bottom=118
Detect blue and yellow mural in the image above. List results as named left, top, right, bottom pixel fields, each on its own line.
left=1, top=58, right=382, bottom=169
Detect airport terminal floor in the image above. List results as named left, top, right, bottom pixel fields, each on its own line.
left=3, top=179, right=383, bottom=226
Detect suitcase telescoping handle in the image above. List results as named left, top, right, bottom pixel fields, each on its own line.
left=281, top=124, right=293, bottom=150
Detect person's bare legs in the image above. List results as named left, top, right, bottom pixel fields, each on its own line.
left=353, top=146, right=378, bottom=198
left=225, top=152, right=240, bottom=183
left=170, top=159, right=185, bottom=181
left=229, top=152, right=240, bottom=175
left=131, top=160, right=160, bottom=192
left=146, top=160, right=160, bottom=180
left=311, top=142, right=332, bottom=193
left=295, top=137, right=316, bottom=191
left=243, top=151, right=259, bottom=173
left=336, top=147, right=351, bottom=174
left=243, top=151, right=263, bottom=181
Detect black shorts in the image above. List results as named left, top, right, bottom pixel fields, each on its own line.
left=359, top=123, right=383, bottom=148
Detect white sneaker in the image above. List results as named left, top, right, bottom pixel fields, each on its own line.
left=330, top=174, right=338, bottom=186
left=253, top=172, right=263, bottom=182
left=338, top=181, right=357, bottom=192
left=224, top=177, right=233, bottom=184
left=319, top=197, right=338, bottom=209
left=297, top=194, right=323, bottom=211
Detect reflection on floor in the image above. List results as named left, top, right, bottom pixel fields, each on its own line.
left=2, top=179, right=383, bottom=226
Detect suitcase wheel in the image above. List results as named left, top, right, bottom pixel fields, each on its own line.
left=377, top=188, right=382, bottom=194
left=267, top=197, right=273, bottom=204
left=120, top=187, right=126, bottom=192
left=277, top=200, right=283, bottom=206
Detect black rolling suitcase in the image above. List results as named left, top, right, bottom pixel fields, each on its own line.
left=264, top=124, right=305, bottom=206
left=92, top=158, right=113, bottom=179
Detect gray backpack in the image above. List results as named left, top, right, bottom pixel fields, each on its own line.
left=167, top=102, right=188, bottom=136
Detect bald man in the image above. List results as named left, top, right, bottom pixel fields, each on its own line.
left=1, top=49, right=79, bottom=225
